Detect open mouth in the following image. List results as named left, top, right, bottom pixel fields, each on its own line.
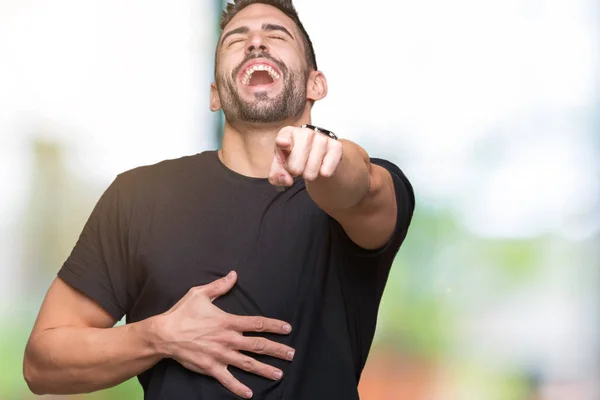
left=241, top=63, right=281, bottom=86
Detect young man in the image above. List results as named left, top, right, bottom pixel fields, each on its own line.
left=23, top=1, right=414, bottom=399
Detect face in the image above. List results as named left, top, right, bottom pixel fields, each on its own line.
left=213, top=4, right=310, bottom=124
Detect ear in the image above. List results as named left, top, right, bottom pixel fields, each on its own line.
left=210, top=82, right=222, bottom=112
left=306, top=71, right=328, bottom=102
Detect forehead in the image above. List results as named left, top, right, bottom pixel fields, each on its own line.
left=222, top=4, right=297, bottom=35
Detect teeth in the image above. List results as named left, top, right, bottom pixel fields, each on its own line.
left=241, top=64, right=280, bottom=85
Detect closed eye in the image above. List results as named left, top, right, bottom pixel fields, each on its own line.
left=228, top=39, right=245, bottom=47
left=269, top=36, right=286, bottom=41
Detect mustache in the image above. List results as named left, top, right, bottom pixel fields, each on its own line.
left=231, top=52, right=287, bottom=81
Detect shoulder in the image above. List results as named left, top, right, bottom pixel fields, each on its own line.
left=99, top=151, right=216, bottom=210
left=369, top=157, right=415, bottom=211
left=370, top=158, right=412, bottom=186
left=112, top=151, right=214, bottom=190
left=120, top=152, right=212, bottom=181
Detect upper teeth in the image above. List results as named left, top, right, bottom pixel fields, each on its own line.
left=242, top=64, right=280, bottom=85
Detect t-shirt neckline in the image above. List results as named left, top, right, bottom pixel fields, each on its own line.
left=209, top=150, right=275, bottom=185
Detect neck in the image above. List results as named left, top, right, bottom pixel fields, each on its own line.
left=218, top=110, right=311, bottom=178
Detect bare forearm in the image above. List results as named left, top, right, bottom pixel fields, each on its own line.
left=306, top=139, right=371, bottom=211
left=24, top=316, right=165, bottom=395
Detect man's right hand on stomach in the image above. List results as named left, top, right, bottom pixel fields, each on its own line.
left=153, top=271, right=295, bottom=400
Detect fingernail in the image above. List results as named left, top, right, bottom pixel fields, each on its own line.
left=228, top=271, right=235, bottom=279
left=273, top=370, right=283, bottom=380
left=245, top=390, right=253, bottom=399
left=287, top=350, right=295, bottom=360
left=283, top=324, right=291, bottom=333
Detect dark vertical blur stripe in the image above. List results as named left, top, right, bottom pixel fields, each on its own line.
left=214, top=0, right=226, bottom=148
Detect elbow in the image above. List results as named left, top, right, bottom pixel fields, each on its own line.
left=23, top=363, right=45, bottom=395
left=23, top=348, right=48, bottom=395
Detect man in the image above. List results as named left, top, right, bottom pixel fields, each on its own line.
left=23, top=1, right=414, bottom=399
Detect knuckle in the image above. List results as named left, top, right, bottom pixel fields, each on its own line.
left=218, top=374, right=232, bottom=389
left=288, top=166, right=302, bottom=176
left=211, top=279, right=223, bottom=291
left=225, top=331, right=241, bottom=347
left=254, top=318, right=265, bottom=331
left=190, top=286, right=204, bottom=296
left=320, top=168, right=333, bottom=178
left=315, top=134, right=327, bottom=146
left=253, top=338, right=267, bottom=352
left=215, top=330, right=233, bottom=345
left=190, top=286, right=201, bottom=294
left=205, top=344, right=224, bottom=359
left=303, top=172, right=317, bottom=181
left=219, top=315, right=234, bottom=330
left=274, top=346, right=285, bottom=357
left=205, top=363, right=220, bottom=377
left=242, top=358, right=254, bottom=372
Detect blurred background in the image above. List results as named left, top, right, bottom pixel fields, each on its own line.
left=0, top=0, right=598, bottom=399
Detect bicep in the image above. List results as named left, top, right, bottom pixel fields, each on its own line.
left=32, top=277, right=117, bottom=335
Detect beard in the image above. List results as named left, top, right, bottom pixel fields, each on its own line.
left=216, top=54, right=307, bottom=124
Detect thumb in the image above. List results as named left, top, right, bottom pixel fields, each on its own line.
left=203, top=271, right=237, bottom=301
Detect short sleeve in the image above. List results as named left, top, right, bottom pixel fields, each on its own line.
left=57, top=176, right=130, bottom=321
left=331, top=157, right=415, bottom=261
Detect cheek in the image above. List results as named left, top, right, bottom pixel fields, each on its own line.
left=288, top=50, right=308, bottom=75
left=217, top=54, right=239, bottom=77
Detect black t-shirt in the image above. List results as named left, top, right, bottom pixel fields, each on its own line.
left=58, top=150, right=414, bottom=399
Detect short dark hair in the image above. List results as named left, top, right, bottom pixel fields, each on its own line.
left=219, top=0, right=318, bottom=71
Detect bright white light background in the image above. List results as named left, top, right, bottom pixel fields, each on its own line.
left=304, top=0, right=599, bottom=240
left=1, top=0, right=597, bottom=237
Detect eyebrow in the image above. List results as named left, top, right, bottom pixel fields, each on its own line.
left=220, top=26, right=250, bottom=47
left=220, top=23, right=295, bottom=47
left=262, top=23, right=294, bottom=40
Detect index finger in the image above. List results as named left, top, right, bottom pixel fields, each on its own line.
left=275, top=127, right=294, bottom=152
left=228, top=315, right=292, bottom=335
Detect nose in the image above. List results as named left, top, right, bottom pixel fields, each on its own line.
left=246, top=33, right=269, bottom=55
